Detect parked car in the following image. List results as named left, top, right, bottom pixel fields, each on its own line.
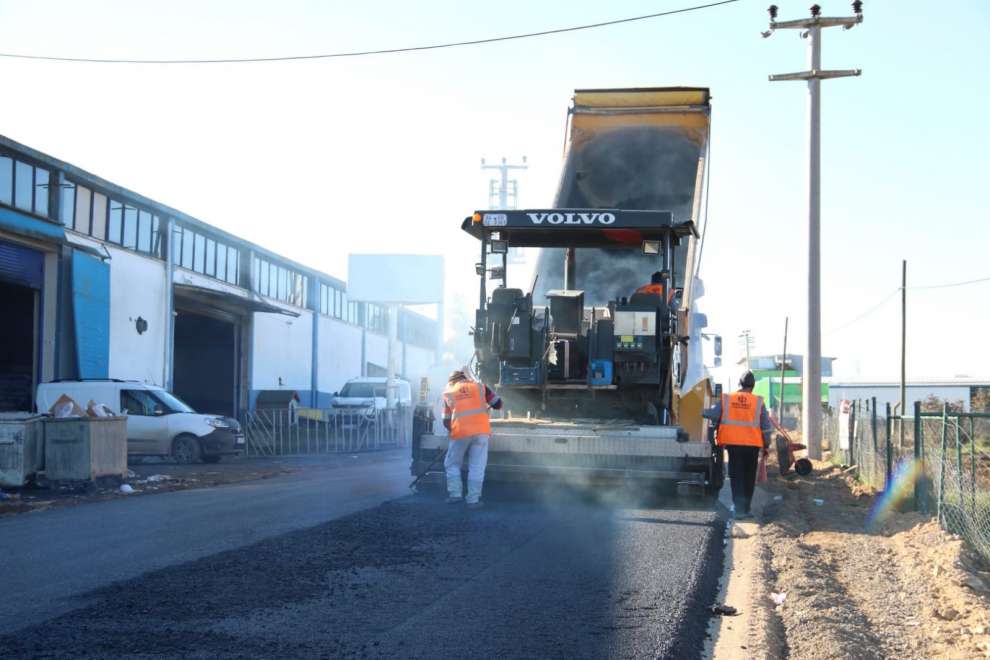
left=331, top=377, right=412, bottom=419
left=36, top=380, right=244, bottom=463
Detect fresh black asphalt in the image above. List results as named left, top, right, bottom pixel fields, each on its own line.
left=1, top=462, right=726, bottom=659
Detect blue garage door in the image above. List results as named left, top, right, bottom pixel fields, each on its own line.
left=72, top=250, right=110, bottom=379
left=0, top=239, right=43, bottom=289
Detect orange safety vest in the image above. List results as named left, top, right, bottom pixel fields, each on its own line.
left=443, top=381, right=491, bottom=440
left=717, top=391, right=765, bottom=447
left=635, top=283, right=665, bottom=297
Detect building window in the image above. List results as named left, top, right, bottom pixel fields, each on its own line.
left=257, top=257, right=306, bottom=307
left=180, top=227, right=194, bottom=269
left=172, top=224, right=239, bottom=286
left=74, top=186, right=92, bottom=234
left=0, top=153, right=52, bottom=219
left=34, top=168, right=49, bottom=217
left=108, top=200, right=123, bottom=243
left=318, top=283, right=356, bottom=323
left=122, top=206, right=138, bottom=249
left=364, top=303, right=388, bottom=334
left=14, top=161, right=33, bottom=212
left=401, top=310, right=438, bottom=350
left=0, top=155, right=12, bottom=205
left=137, top=210, right=153, bottom=253
left=58, top=175, right=162, bottom=258
left=91, top=193, right=107, bottom=240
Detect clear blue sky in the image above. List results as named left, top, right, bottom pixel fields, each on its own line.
left=1, top=0, right=987, bottom=381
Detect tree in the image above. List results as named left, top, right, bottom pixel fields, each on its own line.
left=921, top=394, right=964, bottom=414
left=971, top=387, right=990, bottom=413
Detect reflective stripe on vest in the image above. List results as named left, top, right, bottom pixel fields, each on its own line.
left=717, top=392, right=764, bottom=447
left=444, top=381, right=491, bottom=439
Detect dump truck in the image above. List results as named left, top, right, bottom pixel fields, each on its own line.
left=412, top=87, right=722, bottom=495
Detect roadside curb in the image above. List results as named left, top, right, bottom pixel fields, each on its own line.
left=706, top=483, right=776, bottom=659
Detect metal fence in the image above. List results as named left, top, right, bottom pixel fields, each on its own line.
left=239, top=406, right=413, bottom=456
left=825, top=399, right=990, bottom=562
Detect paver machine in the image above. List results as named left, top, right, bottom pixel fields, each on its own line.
left=412, top=87, right=722, bottom=495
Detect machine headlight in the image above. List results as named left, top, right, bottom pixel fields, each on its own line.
left=206, top=417, right=228, bottom=429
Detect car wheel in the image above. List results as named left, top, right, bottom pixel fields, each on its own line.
left=202, top=454, right=222, bottom=464
left=172, top=434, right=201, bottom=464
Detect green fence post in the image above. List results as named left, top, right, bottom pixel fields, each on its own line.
left=970, top=416, right=978, bottom=520
left=914, top=401, right=925, bottom=513
left=883, top=401, right=894, bottom=491
left=871, top=397, right=878, bottom=484
left=937, top=404, right=948, bottom=525
left=955, top=416, right=964, bottom=526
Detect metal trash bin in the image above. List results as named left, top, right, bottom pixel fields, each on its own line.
left=43, top=416, right=127, bottom=481
left=0, top=413, right=45, bottom=487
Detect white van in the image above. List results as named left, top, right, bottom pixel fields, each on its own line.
left=331, top=377, right=412, bottom=416
left=36, top=380, right=244, bottom=463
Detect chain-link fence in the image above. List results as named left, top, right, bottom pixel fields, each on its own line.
left=927, top=411, right=990, bottom=563
left=239, top=406, right=412, bottom=456
left=825, top=399, right=990, bottom=562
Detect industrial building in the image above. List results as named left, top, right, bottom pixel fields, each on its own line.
left=828, top=380, right=990, bottom=414
left=0, top=135, right=439, bottom=416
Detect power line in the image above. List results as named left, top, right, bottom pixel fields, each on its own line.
left=910, top=275, right=990, bottom=291
left=824, top=289, right=899, bottom=336
left=824, top=274, right=990, bottom=336
left=0, top=1, right=739, bottom=65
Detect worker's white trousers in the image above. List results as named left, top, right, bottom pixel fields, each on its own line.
left=444, top=434, right=489, bottom=503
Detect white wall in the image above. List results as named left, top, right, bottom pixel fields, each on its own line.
left=365, top=332, right=388, bottom=373
left=317, top=317, right=363, bottom=394
left=107, top=245, right=168, bottom=385
left=252, top=310, right=313, bottom=391
left=829, top=384, right=973, bottom=413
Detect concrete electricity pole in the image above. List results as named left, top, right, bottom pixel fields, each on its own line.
left=481, top=156, right=528, bottom=210
left=739, top=330, right=754, bottom=369
left=764, top=2, right=863, bottom=459
left=482, top=156, right=528, bottom=267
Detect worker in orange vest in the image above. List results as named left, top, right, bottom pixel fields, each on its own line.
left=441, top=370, right=502, bottom=507
left=635, top=270, right=668, bottom=297
left=703, top=371, right=773, bottom=519
left=635, top=269, right=677, bottom=305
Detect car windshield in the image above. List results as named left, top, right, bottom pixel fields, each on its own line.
left=339, top=383, right=386, bottom=398
left=151, top=389, right=196, bottom=414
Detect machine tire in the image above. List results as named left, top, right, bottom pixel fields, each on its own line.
left=794, top=458, right=813, bottom=476
left=172, top=434, right=202, bottom=464
left=202, top=454, right=222, bottom=464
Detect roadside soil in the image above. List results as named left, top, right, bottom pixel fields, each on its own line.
left=735, top=456, right=990, bottom=659
left=0, top=451, right=397, bottom=517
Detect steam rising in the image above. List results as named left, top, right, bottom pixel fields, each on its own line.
left=535, top=127, right=703, bottom=305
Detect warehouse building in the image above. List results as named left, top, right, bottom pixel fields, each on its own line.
left=0, top=135, right=438, bottom=416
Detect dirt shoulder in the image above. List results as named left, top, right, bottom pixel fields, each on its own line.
left=714, top=459, right=990, bottom=659
left=0, top=450, right=405, bottom=517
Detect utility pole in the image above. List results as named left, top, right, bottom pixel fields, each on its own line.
left=739, top=330, right=754, bottom=369
left=481, top=156, right=528, bottom=267
left=481, top=156, right=527, bottom=210
left=764, top=2, right=863, bottom=459
left=900, top=259, right=907, bottom=446
left=779, top=316, right=789, bottom=423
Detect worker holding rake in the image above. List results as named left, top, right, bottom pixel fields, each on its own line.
left=441, top=369, right=502, bottom=507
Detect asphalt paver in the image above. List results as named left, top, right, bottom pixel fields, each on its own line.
left=1, top=487, right=724, bottom=659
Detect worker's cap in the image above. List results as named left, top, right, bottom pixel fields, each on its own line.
left=448, top=370, right=467, bottom=383
left=739, top=371, right=756, bottom=389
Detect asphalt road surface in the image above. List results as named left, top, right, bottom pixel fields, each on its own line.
left=1, top=455, right=725, bottom=659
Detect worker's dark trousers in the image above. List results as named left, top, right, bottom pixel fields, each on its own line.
left=726, top=446, right=760, bottom=514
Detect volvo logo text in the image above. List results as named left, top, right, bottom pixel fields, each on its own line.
left=526, top=212, right=616, bottom=226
